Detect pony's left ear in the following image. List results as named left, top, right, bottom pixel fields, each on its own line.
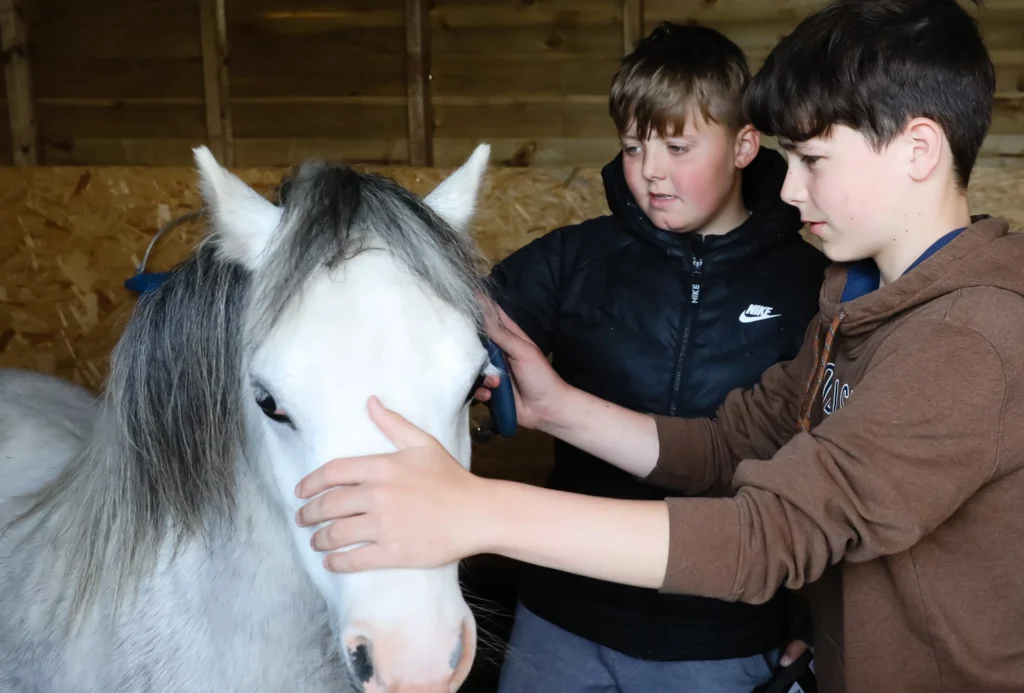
left=423, top=143, right=490, bottom=234
left=193, top=145, right=282, bottom=270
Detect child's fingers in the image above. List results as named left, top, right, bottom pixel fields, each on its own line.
left=780, top=639, right=811, bottom=667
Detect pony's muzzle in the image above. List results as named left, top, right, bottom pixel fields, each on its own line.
left=342, top=616, right=476, bottom=692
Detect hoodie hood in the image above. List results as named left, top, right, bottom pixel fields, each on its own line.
left=821, top=216, right=1024, bottom=338
left=600, top=147, right=803, bottom=267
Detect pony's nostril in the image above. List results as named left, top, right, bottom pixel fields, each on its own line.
left=449, top=630, right=464, bottom=671
left=346, top=636, right=375, bottom=685
left=449, top=617, right=476, bottom=690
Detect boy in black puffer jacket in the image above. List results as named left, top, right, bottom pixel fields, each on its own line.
left=487, top=22, right=828, bottom=693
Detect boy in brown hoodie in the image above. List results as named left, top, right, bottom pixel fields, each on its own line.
left=293, top=1, right=1024, bottom=691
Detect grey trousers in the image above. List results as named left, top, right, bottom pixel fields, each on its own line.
left=497, top=602, right=780, bottom=693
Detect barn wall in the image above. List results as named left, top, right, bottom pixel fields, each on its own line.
left=1, top=158, right=1022, bottom=481
left=3, top=0, right=1024, bottom=166
left=227, top=0, right=410, bottom=166
left=430, top=0, right=623, bottom=166
left=0, top=67, right=11, bottom=165
left=26, top=0, right=206, bottom=165
left=645, top=0, right=1024, bottom=158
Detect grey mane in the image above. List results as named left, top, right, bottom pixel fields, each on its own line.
left=266, top=161, right=486, bottom=334
left=4, top=160, right=486, bottom=628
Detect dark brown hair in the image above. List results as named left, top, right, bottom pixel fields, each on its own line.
left=744, top=0, right=995, bottom=189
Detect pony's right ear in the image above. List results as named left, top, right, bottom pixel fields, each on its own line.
left=423, top=143, right=490, bottom=234
left=193, top=145, right=282, bottom=270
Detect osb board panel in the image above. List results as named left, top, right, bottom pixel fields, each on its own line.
left=0, top=161, right=603, bottom=481
left=0, top=162, right=607, bottom=390
left=1, top=159, right=1022, bottom=482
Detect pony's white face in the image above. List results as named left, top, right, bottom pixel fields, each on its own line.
left=194, top=145, right=492, bottom=692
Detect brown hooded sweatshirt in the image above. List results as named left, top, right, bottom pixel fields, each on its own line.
left=648, top=217, right=1024, bottom=692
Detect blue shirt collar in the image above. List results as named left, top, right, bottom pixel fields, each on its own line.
left=839, top=227, right=965, bottom=303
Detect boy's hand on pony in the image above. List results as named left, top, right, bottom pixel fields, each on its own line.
left=294, top=396, right=492, bottom=572
left=471, top=296, right=570, bottom=433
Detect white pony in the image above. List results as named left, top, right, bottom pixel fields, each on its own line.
left=0, top=144, right=496, bottom=692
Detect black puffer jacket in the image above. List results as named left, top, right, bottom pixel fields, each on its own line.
left=487, top=147, right=829, bottom=661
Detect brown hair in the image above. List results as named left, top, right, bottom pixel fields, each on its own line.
left=610, top=21, right=751, bottom=139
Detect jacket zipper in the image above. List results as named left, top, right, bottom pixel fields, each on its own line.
left=668, top=254, right=703, bottom=415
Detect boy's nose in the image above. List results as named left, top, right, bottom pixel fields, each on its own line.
left=641, top=152, right=666, bottom=180
left=780, top=167, right=806, bottom=206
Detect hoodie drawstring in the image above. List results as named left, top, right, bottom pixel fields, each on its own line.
left=798, top=309, right=847, bottom=433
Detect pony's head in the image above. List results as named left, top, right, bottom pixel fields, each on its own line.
left=193, top=145, right=492, bottom=691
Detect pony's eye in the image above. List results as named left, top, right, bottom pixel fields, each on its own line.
left=255, top=389, right=292, bottom=425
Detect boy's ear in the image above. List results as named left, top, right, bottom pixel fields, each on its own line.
left=905, top=117, right=944, bottom=183
left=734, top=124, right=760, bottom=169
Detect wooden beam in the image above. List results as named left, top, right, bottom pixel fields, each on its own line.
left=623, top=0, right=644, bottom=55
left=0, top=0, right=36, bottom=165
left=199, top=0, right=234, bottom=166
left=405, top=0, right=433, bottom=166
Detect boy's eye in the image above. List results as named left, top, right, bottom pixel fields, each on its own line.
left=801, top=155, right=821, bottom=167
left=668, top=145, right=690, bottom=155
left=622, top=145, right=640, bottom=155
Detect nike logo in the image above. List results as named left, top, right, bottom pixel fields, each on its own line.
left=739, top=304, right=782, bottom=323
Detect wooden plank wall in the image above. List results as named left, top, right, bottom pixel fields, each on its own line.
left=644, top=0, right=1024, bottom=159
left=227, top=0, right=409, bottom=166
left=6, top=0, right=1024, bottom=167
left=0, top=52, right=11, bottom=165
left=25, top=0, right=205, bottom=165
left=430, top=0, right=622, bottom=166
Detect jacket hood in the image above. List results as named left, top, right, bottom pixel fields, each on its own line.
left=821, top=217, right=1024, bottom=337
left=600, top=146, right=803, bottom=266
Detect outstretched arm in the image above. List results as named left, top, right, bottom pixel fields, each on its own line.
left=476, top=300, right=660, bottom=477
left=479, top=300, right=817, bottom=492
left=297, top=320, right=1006, bottom=611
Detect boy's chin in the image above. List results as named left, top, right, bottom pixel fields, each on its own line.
left=820, top=241, right=865, bottom=264
left=646, top=211, right=699, bottom=234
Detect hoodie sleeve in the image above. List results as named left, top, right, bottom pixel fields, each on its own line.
left=486, top=229, right=566, bottom=354
left=657, top=321, right=1005, bottom=603
left=645, top=316, right=819, bottom=494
